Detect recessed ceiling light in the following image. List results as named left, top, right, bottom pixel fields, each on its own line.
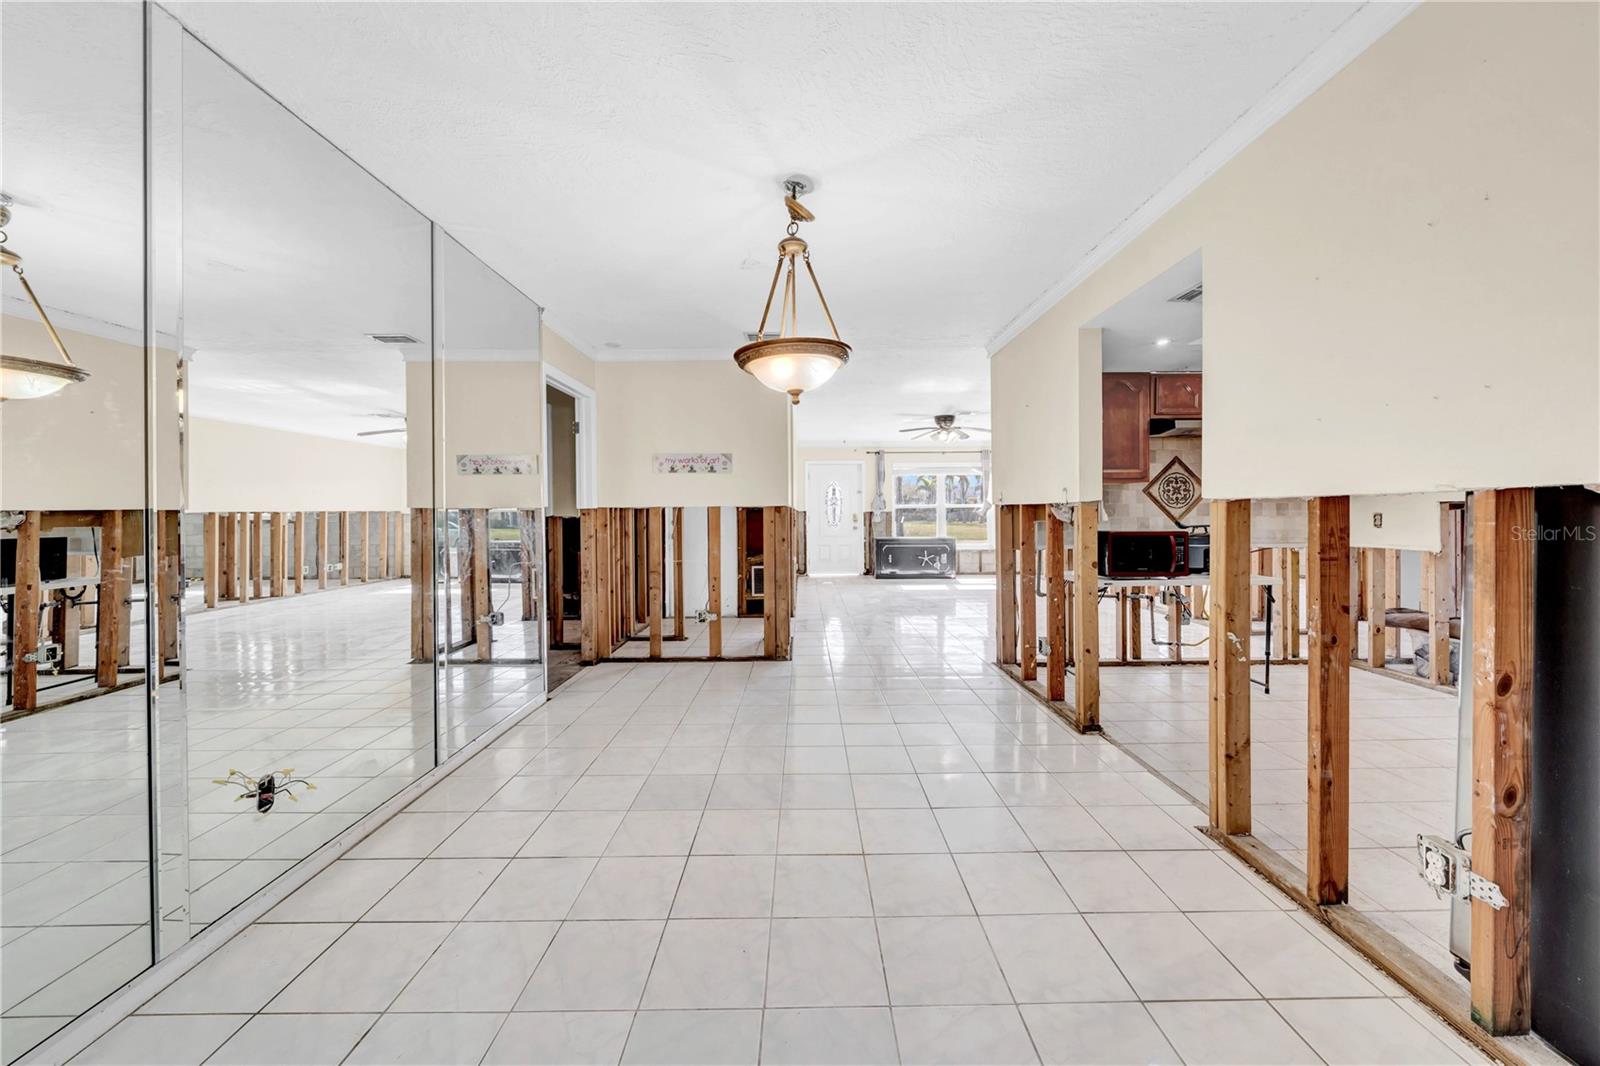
left=1155, top=337, right=1172, bottom=348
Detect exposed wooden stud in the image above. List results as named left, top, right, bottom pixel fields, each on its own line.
left=762, top=507, right=777, bottom=656
left=292, top=512, right=305, bottom=594
left=769, top=506, right=793, bottom=658
left=1129, top=585, right=1143, bottom=661
left=1116, top=588, right=1129, bottom=662
left=356, top=511, right=369, bottom=582
left=647, top=507, right=665, bottom=657
left=1208, top=498, right=1252, bottom=835
left=95, top=510, right=125, bottom=688
left=1366, top=546, right=1387, bottom=667
left=1426, top=505, right=1454, bottom=685
left=53, top=583, right=82, bottom=672
left=11, top=512, right=42, bottom=710
left=338, top=512, right=351, bottom=587
left=1384, top=548, right=1401, bottom=658
left=378, top=510, right=390, bottom=581
left=580, top=509, right=598, bottom=662
left=539, top=513, right=554, bottom=630
left=116, top=512, right=136, bottom=668
left=269, top=513, right=287, bottom=598
left=996, top=504, right=1018, bottom=665
left=1307, top=496, right=1352, bottom=905
left=672, top=507, right=685, bottom=640
left=217, top=512, right=233, bottom=602
left=249, top=512, right=263, bottom=600
left=708, top=507, right=723, bottom=658
left=471, top=508, right=492, bottom=661
left=1045, top=508, right=1067, bottom=703
left=1286, top=548, right=1302, bottom=659
left=1071, top=503, right=1100, bottom=727
left=1469, top=488, right=1533, bottom=1036
left=317, top=512, right=330, bottom=590
left=203, top=513, right=220, bottom=609
left=158, top=511, right=181, bottom=671
left=409, top=508, right=434, bottom=662
left=1018, top=506, right=1038, bottom=681
left=1168, top=589, right=1183, bottom=663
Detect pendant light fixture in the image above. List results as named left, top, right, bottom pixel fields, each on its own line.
left=0, top=200, right=90, bottom=401
left=733, top=176, right=849, bottom=405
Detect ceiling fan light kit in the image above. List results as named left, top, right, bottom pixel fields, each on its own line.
left=900, top=413, right=990, bottom=442
left=733, top=176, right=850, bottom=406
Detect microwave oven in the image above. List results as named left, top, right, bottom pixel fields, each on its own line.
left=1097, top=530, right=1190, bottom=579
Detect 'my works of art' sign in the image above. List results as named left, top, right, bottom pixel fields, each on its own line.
left=456, top=454, right=535, bottom=477
left=654, top=452, right=733, bottom=475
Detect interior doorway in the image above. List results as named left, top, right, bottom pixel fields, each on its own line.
left=543, top=373, right=587, bottom=691
left=804, top=460, right=866, bottom=575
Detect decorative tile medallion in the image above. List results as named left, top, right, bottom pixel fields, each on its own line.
left=1142, top=455, right=1202, bottom=525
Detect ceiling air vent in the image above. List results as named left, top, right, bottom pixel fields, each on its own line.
left=1167, top=284, right=1203, bottom=304
left=743, top=331, right=781, bottom=343
left=367, top=332, right=419, bottom=345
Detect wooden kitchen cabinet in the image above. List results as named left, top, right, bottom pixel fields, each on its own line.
left=1152, top=372, right=1203, bottom=418
left=1103, top=372, right=1152, bottom=482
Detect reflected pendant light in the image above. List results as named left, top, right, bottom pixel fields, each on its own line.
left=733, top=177, right=849, bottom=405
left=0, top=201, right=90, bottom=401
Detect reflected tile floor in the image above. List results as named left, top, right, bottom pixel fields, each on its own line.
left=71, top=577, right=1484, bottom=1065
left=2, top=582, right=542, bottom=1064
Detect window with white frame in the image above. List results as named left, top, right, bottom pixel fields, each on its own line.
left=891, top=465, right=992, bottom=545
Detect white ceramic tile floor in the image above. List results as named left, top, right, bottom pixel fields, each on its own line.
left=68, top=576, right=1486, bottom=1064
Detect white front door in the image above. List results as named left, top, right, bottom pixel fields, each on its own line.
left=805, top=461, right=865, bottom=575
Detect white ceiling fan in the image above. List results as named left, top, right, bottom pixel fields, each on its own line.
left=356, top=409, right=406, bottom=438
left=899, top=412, right=989, bottom=442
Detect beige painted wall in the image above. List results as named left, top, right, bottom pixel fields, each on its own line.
left=405, top=359, right=546, bottom=511
left=596, top=360, right=791, bottom=508
left=188, top=416, right=405, bottom=512
left=1351, top=491, right=1461, bottom=553
left=547, top=385, right=579, bottom=517
left=992, top=2, right=1599, bottom=503
left=541, top=323, right=596, bottom=391
left=0, top=315, right=182, bottom=510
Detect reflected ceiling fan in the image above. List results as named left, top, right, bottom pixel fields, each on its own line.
left=899, top=412, right=989, bottom=442
left=357, top=409, right=406, bottom=438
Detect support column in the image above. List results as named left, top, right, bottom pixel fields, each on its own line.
left=1469, top=488, right=1533, bottom=1036
left=708, top=507, right=723, bottom=658
left=1307, top=496, right=1351, bottom=904
left=997, top=504, right=1018, bottom=665
left=1019, top=506, right=1038, bottom=681
left=648, top=507, right=665, bottom=658
left=11, top=512, right=42, bottom=710
left=1045, top=508, right=1067, bottom=703
left=1208, top=499, right=1251, bottom=835
left=1071, top=503, right=1100, bottom=727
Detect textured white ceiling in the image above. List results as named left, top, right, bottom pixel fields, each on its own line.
left=162, top=1, right=1386, bottom=445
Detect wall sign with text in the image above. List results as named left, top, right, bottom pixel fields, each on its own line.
left=654, top=452, right=733, bottom=475
left=456, top=453, right=535, bottom=477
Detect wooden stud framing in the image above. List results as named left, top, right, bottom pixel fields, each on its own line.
left=357, top=511, right=370, bottom=582
left=997, top=504, right=1018, bottom=665
left=317, top=512, right=330, bottom=590
left=1128, top=585, right=1143, bottom=662
left=1071, top=503, right=1099, bottom=726
left=1045, top=508, right=1067, bottom=703
left=580, top=509, right=599, bottom=662
left=291, top=512, right=305, bottom=594
left=409, top=508, right=434, bottom=662
left=647, top=507, right=665, bottom=657
left=338, top=512, right=351, bottom=587
left=11, top=512, right=42, bottom=710
left=1018, top=506, right=1038, bottom=681
left=269, top=513, right=287, bottom=598
left=217, top=513, right=233, bottom=602
left=203, top=512, right=220, bottom=609
left=672, top=507, right=685, bottom=640
left=769, top=506, right=793, bottom=658
left=1468, top=488, right=1533, bottom=1036
left=708, top=507, right=723, bottom=658
left=471, top=509, right=491, bottom=660
left=158, top=511, right=180, bottom=671
left=540, top=513, right=556, bottom=631
left=1306, top=496, right=1352, bottom=905
left=378, top=511, right=391, bottom=582
left=1366, top=547, right=1387, bottom=667
left=1168, top=589, right=1183, bottom=663
left=1208, top=498, right=1251, bottom=835
left=249, top=512, right=263, bottom=600
left=95, top=510, right=125, bottom=688
left=1425, top=505, right=1455, bottom=686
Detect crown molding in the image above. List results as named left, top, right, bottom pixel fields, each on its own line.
left=984, top=0, right=1419, bottom=358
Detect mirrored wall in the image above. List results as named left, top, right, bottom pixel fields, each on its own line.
left=0, top=5, right=547, bottom=1060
